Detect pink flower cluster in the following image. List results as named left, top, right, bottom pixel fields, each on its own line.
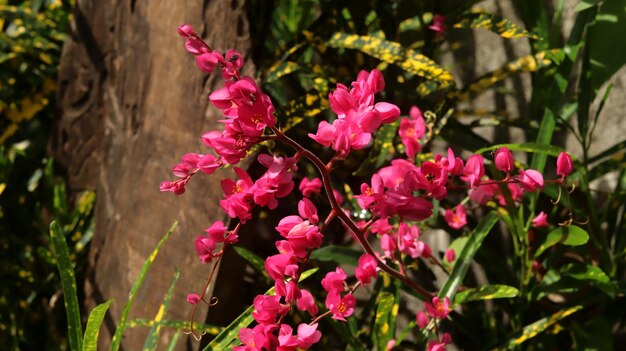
left=166, top=23, right=581, bottom=350
left=309, top=69, right=400, bottom=157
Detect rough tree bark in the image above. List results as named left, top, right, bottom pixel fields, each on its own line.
left=54, top=0, right=252, bottom=349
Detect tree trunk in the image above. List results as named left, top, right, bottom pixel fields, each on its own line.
left=54, top=0, right=252, bottom=349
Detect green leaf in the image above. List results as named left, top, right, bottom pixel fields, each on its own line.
left=587, top=0, right=626, bottom=93
left=454, top=285, right=519, bottom=305
left=264, top=61, right=301, bottom=83
left=491, top=306, right=582, bottom=350
left=309, top=245, right=361, bottom=266
left=576, top=0, right=603, bottom=12
left=535, top=225, right=590, bottom=257
left=454, top=12, right=538, bottom=39
left=453, top=50, right=560, bottom=102
left=203, top=268, right=318, bottom=350
left=353, top=120, right=400, bottom=176
left=530, top=108, right=556, bottom=173
left=327, top=33, right=455, bottom=88
left=443, top=236, right=469, bottom=272
left=274, top=92, right=329, bottom=132
left=165, top=331, right=181, bottom=351
left=373, top=292, right=395, bottom=351
left=397, top=13, right=432, bottom=32
left=560, top=263, right=616, bottom=296
left=234, top=246, right=269, bottom=279
left=110, top=221, right=178, bottom=351
left=83, top=300, right=113, bottom=351
left=143, top=268, right=180, bottom=351
left=439, top=212, right=500, bottom=300
left=49, top=221, right=83, bottom=351
left=475, top=143, right=562, bottom=157
left=126, top=319, right=222, bottom=335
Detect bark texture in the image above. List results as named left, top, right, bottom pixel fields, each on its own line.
left=54, top=0, right=252, bottom=349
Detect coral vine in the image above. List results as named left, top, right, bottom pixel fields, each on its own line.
left=161, top=24, right=577, bottom=350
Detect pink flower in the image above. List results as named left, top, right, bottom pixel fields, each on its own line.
left=556, top=152, right=573, bottom=178
left=264, top=253, right=299, bottom=280
left=194, top=235, right=215, bottom=263
left=414, top=161, right=448, bottom=199
left=321, top=267, right=347, bottom=294
left=195, top=51, right=223, bottom=73
left=355, top=254, right=378, bottom=286
left=284, top=221, right=323, bottom=257
left=463, top=155, right=485, bottom=187
left=532, top=211, right=549, bottom=228
left=298, top=198, right=319, bottom=224
left=275, top=216, right=304, bottom=236
left=298, top=177, right=322, bottom=197
left=397, top=223, right=430, bottom=259
left=186, top=293, right=201, bottom=305
left=275, top=280, right=301, bottom=302
left=296, top=289, right=318, bottom=316
left=438, top=148, right=464, bottom=176
left=445, top=249, right=456, bottom=263
left=220, top=167, right=255, bottom=222
left=494, top=147, right=515, bottom=173
left=295, top=323, right=322, bottom=349
left=221, top=49, right=244, bottom=79
left=429, top=14, right=446, bottom=34
left=326, top=292, right=356, bottom=321
left=444, top=205, right=467, bottom=230
left=251, top=295, right=288, bottom=325
left=516, top=169, right=544, bottom=192
left=425, top=296, right=450, bottom=319
left=416, top=311, right=430, bottom=329
left=399, top=106, right=426, bottom=159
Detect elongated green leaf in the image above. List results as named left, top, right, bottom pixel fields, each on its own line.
left=398, top=13, right=433, bottom=32
left=443, top=236, right=469, bottom=272
left=49, top=221, right=83, bottom=351
left=310, top=245, right=361, bottom=266
left=234, top=246, right=269, bottom=278
left=491, top=306, right=582, bottom=350
left=165, top=331, right=181, bottom=351
left=275, top=92, right=328, bottom=132
left=454, top=12, right=538, bottom=39
left=530, top=108, right=556, bottom=173
left=440, top=212, right=500, bottom=300
left=588, top=140, right=626, bottom=164
left=353, top=120, right=400, bottom=176
left=83, top=300, right=113, bottom=351
left=475, top=143, right=562, bottom=157
left=454, top=285, right=519, bottom=305
left=264, top=61, right=301, bottom=83
left=453, top=50, right=561, bottom=102
left=126, top=319, right=222, bottom=335
left=143, top=268, right=180, bottom=351
left=203, top=268, right=318, bottom=350
left=535, top=225, right=589, bottom=257
left=373, top=292, right=395, bottom=351
left=560, top=263, right=616, bottom=296
left=327, top=33, right=455, bottom=88
left=110, top=221, right=178, bottom=351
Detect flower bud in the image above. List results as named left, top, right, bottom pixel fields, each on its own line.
left=494, top=147, right=514, bottom=173
left=186, top=293, right=201, bottom=305
left=556, top=152, right=573, bottom=178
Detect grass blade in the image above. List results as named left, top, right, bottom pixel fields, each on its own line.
left=143, top=268, right=180, bottom=351
left=491, top=306, right=582, bottom=350
left=440, top=212, right=500, bottom=300
left=49, top=221, right=83, bottom=351
left=82, top=300, right=113, bottom=351
left=109, top=220, right=178, bottom=351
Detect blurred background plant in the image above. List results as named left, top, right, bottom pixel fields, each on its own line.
left=0, top=0, right=95, bottom=350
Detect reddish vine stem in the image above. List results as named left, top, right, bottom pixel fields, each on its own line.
left=271, top=126, right=435, bottom=300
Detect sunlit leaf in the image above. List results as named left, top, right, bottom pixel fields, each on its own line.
left=454, top=12, right=538, bottom=39
left=83, top=300, right=113, bottom=351
left=492, top=306, right=582, bottom=350
left=327, top=33, right=455, bottom=88
left=49, top=221, right=83, bottom=351
left=535, top=225, right=589, bottom=257
left=454, top=285, right=519, bottom=305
